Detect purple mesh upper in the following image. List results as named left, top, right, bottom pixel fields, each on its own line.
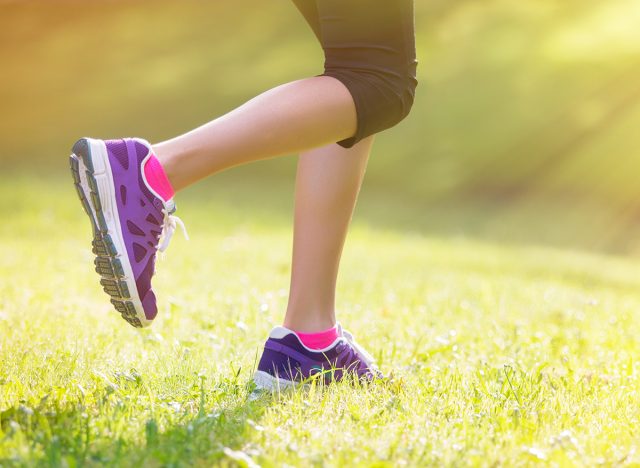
left=104, top=139, right=164, bottom=320
left=108, top=141, right=130, bottom=171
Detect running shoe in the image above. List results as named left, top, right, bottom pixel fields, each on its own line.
left=69, top=137, right=185, bottom=327
left=253, top=324, right=383, bottom=390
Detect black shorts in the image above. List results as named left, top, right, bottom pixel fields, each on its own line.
left=292, top=0, right=418, bottom=148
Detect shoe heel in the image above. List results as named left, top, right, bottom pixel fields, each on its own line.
left=71, top=138, right=94, bottom=172
left=69, top=153, right=99, bottom=235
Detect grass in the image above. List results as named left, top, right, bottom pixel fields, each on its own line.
left=3, top=1, right=640, bottom=464
left=1, top=172, right=640, bottom=466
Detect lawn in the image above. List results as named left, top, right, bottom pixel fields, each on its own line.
left=1, top=172, right=639, bottom=466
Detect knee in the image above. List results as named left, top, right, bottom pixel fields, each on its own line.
left=324, top=62, right=418, bottom=147
left=389, top=73, right=418, bottom=125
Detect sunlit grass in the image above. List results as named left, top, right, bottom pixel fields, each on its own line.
left=1, top=174, right=640, bottom=466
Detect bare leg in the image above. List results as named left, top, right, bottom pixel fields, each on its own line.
left=153, top=77, right=357, bottom=191
left=283, top=136, right=374, bottom=332
left=153, top=75, right=370, bottom=332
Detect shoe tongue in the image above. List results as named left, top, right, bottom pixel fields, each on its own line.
left=269, top=326, right=295, bottom=339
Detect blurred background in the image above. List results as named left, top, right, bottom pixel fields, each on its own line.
left=2, top=0, right=640, bottom=254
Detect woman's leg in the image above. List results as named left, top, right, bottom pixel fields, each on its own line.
left=153, top=76, right=357, bottom=191
left=153, top=0, right=416, bottom=194
left=72, top=0, right=416, bottom=333
left=283, top=136, right=374, bottom=333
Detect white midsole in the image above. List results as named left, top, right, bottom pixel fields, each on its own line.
left=253, top=371, right=298, bottom=391
left=83, top=138, right=151, bottom=327
left=76, top=155, right=99, bottom=229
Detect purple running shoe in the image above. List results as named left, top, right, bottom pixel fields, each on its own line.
left=69, top=137, right=186, bottom=328
left=253, top=324, right=383, bottom=390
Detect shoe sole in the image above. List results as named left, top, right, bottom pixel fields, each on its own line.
left=70, top=138, right=152, bottom=328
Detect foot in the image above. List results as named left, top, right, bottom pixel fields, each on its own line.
left=69, top=137, right=185, bottom=327
left=253, top=324, right=383, bottom=390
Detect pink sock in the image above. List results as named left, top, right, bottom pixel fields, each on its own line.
left=143, top=154, right=175, bottom=202
left=295, top=326, right=340, bottom=350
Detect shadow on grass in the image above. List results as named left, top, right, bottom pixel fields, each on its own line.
left=128, top=395, right=269, bottom=466
left=6, top=164, right=640, bottom=258
left=180, top=163, right=640, bottom=258
left=0, top=383, right=272, bottom=467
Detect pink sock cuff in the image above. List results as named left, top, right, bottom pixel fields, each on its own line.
left=295, top=326, right=340, bottom=350
left=143, top=154, right=175, bottom=202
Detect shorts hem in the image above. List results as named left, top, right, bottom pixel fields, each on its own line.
left=321, top=72, right=368, bottom=149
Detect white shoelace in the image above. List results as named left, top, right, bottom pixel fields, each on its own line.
left=158, top=208, right=189, bottom=252
left=341, top=327, right=377, bottom=368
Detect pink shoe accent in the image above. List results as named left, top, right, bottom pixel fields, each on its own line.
left=295, top=326, right=339, bottom=350
left=143, top=154, right=174, bottom=202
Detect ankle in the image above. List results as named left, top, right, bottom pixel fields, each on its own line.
left=282, top=315, right=336, bottom=334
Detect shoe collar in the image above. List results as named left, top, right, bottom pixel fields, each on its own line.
left=268, top=324, right=378, bottom=368
left=269, top=323, right=348, bottom=353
